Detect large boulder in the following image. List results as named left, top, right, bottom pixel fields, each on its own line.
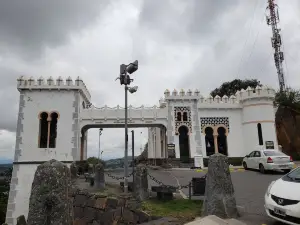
left=27, top=159, right=73, bottom=225
left=133, top=164, right=149, bottom=201
left=202, top=153, right=239, bottom=219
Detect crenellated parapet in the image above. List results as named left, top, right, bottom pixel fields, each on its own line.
left=17, top=76, right=91, bottom=101
left=162, top=86, right=275, bottom=107
left=236, top=86, right=275, bottom=103
left=80, top=104, right=168, bottom=123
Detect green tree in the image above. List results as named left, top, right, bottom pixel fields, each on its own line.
left=0, top=167, right=12, bottom=224
left=209, top=79, right=300, bottom=158
left=210, top=79, right=262, bottom=98
left=274, top=88, right=300, bottom=111
left=86, top=157, right=106, bottom=167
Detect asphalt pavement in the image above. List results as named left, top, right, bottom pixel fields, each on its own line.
left=105, top=168, right=287, bottom=225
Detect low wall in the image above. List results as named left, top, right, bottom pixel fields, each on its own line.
left=73, top=190, right=152, bottom=225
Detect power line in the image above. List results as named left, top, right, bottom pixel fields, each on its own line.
left=244, top=8, right=266, bottom=66
left=235, top=0, right=259, bottom=78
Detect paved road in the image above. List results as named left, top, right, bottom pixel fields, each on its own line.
left=105, top=168, right=286, bottom=225
left=166, top=169, right=285, bottom=225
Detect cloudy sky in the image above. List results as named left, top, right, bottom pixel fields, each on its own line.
left=0, top=0, right=299, bottom=161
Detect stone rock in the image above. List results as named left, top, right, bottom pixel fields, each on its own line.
left=16, top=215, right=27, bottom=225
left=73, top=218, right=88, bottom=225
left=94, top=163, right=105, bottom=189
left=134, top=209, right=151, bottom=223
left=161, top=163, right=172, bottom=169
left=88, top=164, right=94, bottom=173
left=139, top=217, right=179, bottom=225
left=202, top=153, right=239, bottom=219
left=122, top=209, right=138, bottom=224
left=133, top=164, right=149, bottom=201
left=106, top=197, right=118, bottom=209
left=94, top=196, right=107, bottom=209
left=27, top=159, right=73, bottom=225
left=70, top=161, right=78, bottom=179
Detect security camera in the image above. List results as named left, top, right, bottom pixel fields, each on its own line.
left=126, top=60, right=138, bottom=74
left=128, top=86, right=138, bottom=93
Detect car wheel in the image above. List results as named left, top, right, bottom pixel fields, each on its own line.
left=243, top=162, right=248, bottom=170
left=283, top=169, right=291, bottom=173
left=259, top=164, right=265, bottom=174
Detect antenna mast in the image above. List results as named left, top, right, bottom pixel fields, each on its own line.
left=266, top=0, right=286, bottom=92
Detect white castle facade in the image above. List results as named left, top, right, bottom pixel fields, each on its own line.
left=6, top=76, right=278, bottom=224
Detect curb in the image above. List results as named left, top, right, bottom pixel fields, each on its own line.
left=195, top=168, right=245, bottom=172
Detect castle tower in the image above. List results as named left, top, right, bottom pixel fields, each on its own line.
left=239, top=86, right=277, bottom=153
left=163, top=89, right=203, bottom=163
left=6, top=76, right=91, bottom=225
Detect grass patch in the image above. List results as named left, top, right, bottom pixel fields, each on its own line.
left=94, top=183, right=123, bottom=196
left=141, top=199, right=202, bottom=223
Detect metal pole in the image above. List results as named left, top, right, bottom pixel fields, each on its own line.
left=98, top=129, right=101, bottom=161
left=189, top=182, right=191, bottom=200
left=131, top=130, right=135, bottom=192
left=124, top=84, right=129, bottom=193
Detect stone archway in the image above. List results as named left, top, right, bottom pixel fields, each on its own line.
left=204, top=126, right=215, bottom=156
left=178, top=126, right=190, bottom=163
left=217, top=126, right=228, bottom=156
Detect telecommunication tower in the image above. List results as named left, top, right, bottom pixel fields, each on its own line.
left=266, top=0, right=286, bottom=92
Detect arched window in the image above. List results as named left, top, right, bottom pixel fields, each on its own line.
left=177, top=112, right=182, bottom=121
left=183, top=112, right=188, bottom=121
left=257, top=123, right=263, bottom=145
left=39, top=112, right=49, bottom=148
left=49, top=112, right=58, bottom=148
left=38, top=111, right=59, bottom=148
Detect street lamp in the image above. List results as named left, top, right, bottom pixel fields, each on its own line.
left=116, top=60, right=139, bottom=193
left=98, top=128, right=103, bottom=162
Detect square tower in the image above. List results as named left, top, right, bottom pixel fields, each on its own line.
left=5, top=76, right=91, bottom=225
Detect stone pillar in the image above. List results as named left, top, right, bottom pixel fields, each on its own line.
left=88, top=164, right=94, bottom=174
left=94, top=163, right=105, bottom=189
left=192, top=101, right=203, bottom=156
left=167, top=103, right=175, bottom=153
left=27, top=160, right=73, bottom=225
left=213, top=134, right=218, bottom=154
left=70, top=161, right=78, bottom=180
left=133, top=165, right=149, bottom=201
left=202, top=153, right=239, bottom=219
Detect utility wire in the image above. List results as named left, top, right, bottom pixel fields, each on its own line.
left=259, top=52, right=273, bottom=76
left=244, top=8, right=266, bottom=67
left=235, top=0, right=259, bottom=78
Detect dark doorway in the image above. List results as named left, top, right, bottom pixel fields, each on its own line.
left=205, top=127, right=215, bottom=156
left=217, top=127, right=228, bottom=156
left=257, top=123, right=263, bottom=145
left=178, top=126, right=190, bottom=162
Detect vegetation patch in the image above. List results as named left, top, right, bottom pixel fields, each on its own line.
left=94, top=183, right=122, bottom=196
left=141, top=199, right=202, bottom=223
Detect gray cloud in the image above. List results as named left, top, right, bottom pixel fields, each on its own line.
left=0, top=0, right=109, bottom=59
left=138, top=0, right=253, bottom=44
left=0, top=0, right=299, bottom=160
left=0, top=68, right=20, bottom=132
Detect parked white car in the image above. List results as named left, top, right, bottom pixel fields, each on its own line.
left=242, top=149, right=294, bottom=173
left=264, top=167, right=300, bottom=225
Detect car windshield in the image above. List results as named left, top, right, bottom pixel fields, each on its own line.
left=286, top=168, right=300, bottom=181
left=263, top=150, right=286, bottom=156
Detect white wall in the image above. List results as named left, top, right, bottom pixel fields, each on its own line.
left=199, top=109, right=245, bottom=157
left=242, top=99, right=278, bottom=154
left=19, top=90, right=75, bottom=162
left=9, top=164, right=37, bottom=225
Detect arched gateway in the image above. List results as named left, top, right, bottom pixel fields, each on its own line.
left=6, top=76, right=278, bottom=224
